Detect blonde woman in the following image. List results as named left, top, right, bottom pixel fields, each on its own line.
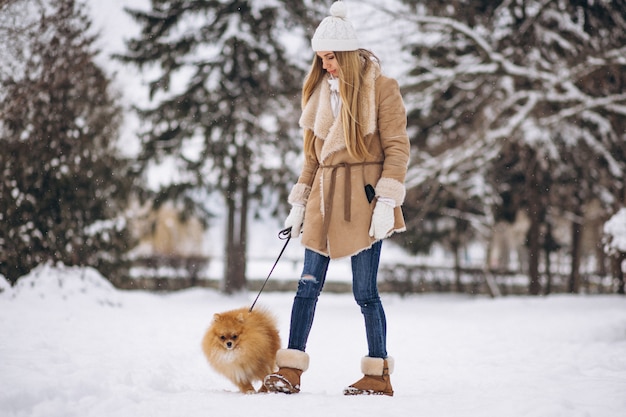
left=264, top=1, right=409, bottom=396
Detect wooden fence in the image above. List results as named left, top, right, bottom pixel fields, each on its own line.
left=111, top=256, right=620, bottom=295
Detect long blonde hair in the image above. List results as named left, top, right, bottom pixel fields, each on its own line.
left=302, top=49, right=379, bottom=161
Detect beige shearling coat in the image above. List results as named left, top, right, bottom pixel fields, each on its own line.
left=288, top=61, right=410, bottom=259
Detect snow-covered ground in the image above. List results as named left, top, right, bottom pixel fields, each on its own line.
left=1, top=264, right=625, bottom=417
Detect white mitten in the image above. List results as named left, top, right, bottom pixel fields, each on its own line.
left=368, top=199, right=395, bottom=240
left=284, top=204, right=305, bottom=237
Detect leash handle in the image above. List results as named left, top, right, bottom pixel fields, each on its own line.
left=249, top=227, right=292, bottom=312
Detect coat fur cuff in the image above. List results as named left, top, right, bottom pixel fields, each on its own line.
left=361, top=356, right=395, bottom=376
left=288, top=183, right=312, bottom=206
left=276, top=348, right=310, bottom=372
left=375, top=177, right=406, bottom=207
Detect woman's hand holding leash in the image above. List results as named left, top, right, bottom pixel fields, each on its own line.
left=284, top=204, right=305, bottom=237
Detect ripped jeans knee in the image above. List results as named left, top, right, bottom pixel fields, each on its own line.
left=300, top=273, right=317, bottom=282
left=295, top=273, right=323, bottom=299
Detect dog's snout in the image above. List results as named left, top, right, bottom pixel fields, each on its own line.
left=226, top=341, right=233, bottom=348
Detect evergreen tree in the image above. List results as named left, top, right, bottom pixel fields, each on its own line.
left=389, top=0, right=626, bottom=294
left=118, top=0, right=308, bottom=293
left=0, top=0, right=134, bottom=284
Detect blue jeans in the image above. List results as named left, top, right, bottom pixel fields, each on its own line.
left=287, top=240, right=387, bottom=358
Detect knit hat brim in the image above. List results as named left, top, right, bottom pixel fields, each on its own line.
left=311, top=38, right=360, bottom=52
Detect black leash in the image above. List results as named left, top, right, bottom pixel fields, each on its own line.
left=249, top=227, right=292, bottom=312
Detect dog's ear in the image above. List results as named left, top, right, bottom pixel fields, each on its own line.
left=213, top=313, right=221, bottom=321
left=236, top=313, right=245, bottom=323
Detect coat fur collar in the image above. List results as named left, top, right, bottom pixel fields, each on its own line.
left=299, top=61, right=381, bottom=163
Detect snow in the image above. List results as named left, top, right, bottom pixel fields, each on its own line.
left=2, top=265, right=626, bottom=417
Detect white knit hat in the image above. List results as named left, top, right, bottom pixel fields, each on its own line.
left=311, top=1, right=359, bottom=52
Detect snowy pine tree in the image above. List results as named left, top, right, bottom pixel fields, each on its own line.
left=0, top=0, right=135, bottom=284
left=118, top=0, right=308, bottom=293
left=388, top=0, right=626, bottom=294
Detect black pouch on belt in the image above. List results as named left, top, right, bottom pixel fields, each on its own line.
left=365, top=184, right=375, bottom=203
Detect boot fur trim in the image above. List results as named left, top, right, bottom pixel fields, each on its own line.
left=276, top=349, right=310, bottom=372
left=361, top=356, right=395, bottom=376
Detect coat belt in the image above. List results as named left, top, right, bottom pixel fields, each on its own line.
left=318, top=161, right=383, bottom=241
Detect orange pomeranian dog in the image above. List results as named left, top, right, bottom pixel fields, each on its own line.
left=202, top=306, right=281, bottom=393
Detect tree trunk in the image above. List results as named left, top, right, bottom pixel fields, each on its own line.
left=223, top=177, right=237, bottom=294
left=452, top=239, right=463, bottom=293
left=238, top=172, right=249, bottom=289
left=222, top=163, right=248, bottom=294
left=614, top=253, right=625, bottom=295
left=527, top=210, right=542, bottom=295
left=619, top=193, right=626, bottom=295
left=568, top=219, right=582, bottom=294
left=543, top=222, right=553, bottom=295
left=526, top=159, right=542, bottom=295
left=543, top=220, right=559, bottom=295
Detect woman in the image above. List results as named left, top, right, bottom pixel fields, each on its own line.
left=264, top=1, right=409, bottom=396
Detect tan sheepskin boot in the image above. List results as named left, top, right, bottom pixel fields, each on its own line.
left=343, top=356, right=394, bottom=396
left=264, top=348, right=309, bottom=394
